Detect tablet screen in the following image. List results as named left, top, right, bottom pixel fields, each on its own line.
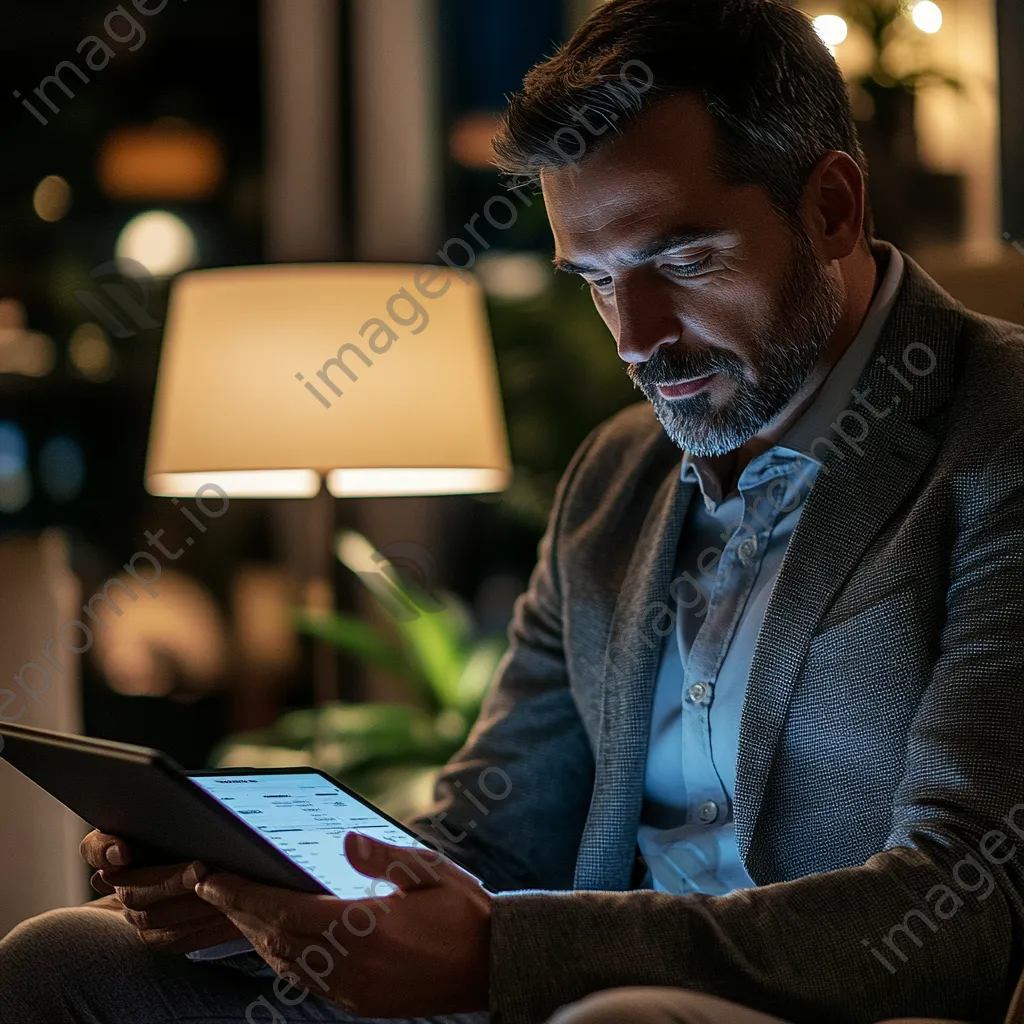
left=190, top=772, right=437, bottom=899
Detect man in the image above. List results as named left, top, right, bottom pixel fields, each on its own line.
left=3, top=0, right=1024, bottom=1022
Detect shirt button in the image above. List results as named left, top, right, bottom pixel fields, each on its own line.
left=738, top=536, right=758, bottom=563
left=698, top=800, right=719, bottom=824
left=686, top=682, right=708, bottom=704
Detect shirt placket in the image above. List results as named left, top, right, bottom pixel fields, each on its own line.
left=678, top=464, right=800, bottom=829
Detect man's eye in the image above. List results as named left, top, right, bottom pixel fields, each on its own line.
left=586, top=275, right=613, bottom=289
left=664, top=255, right=716, bottom=278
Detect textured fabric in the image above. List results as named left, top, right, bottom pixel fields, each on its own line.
left=408, top=243, right=1024, bottom=1024
left=636, top=247, right=905, bottom=897
left=0, top=899, right=488, bottom=1024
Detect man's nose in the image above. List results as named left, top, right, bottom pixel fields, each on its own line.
left=614, top=285, right=681, bottom=365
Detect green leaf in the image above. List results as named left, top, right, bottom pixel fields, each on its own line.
left=309, top=701, right=456, bottom=769
left=353, top=764, right=446, bottom=820
left=212, top=741, right=316, bottom=769
left=215, top=701, right=465, bottom=781
left=392, top=596, right=472, bottom=709
left=291, top=608, right=418, bottom=680
left=451, top=637, right=507, bottom=713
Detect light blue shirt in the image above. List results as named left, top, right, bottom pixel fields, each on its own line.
left=636, top=248, right=906, bottom=895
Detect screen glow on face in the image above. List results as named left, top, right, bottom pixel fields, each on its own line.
left=190, top=773, right=431, bottom=899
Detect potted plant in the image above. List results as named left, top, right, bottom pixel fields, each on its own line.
left=829, top=0, right=964, bottom=246
left=212, top=531, right=508, bottom=821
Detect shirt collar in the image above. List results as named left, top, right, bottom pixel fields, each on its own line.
left=680, top=247, right=906, bottom=502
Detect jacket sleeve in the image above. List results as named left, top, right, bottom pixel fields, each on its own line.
left=406, top=422, right=606, bottom=894
left=487, top=424, right=1024, bottom=1024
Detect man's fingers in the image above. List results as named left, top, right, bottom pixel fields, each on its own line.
left=134, top=918, right=245, bottom=955
left=121, top=892, right=227, bottom=931
left=108, top=861, right=207, bottom=909
left=194, top=871, right=297, bottom=919
left=195, top=873, right=338, bottom=941
left=343, top=831, right=447, bottom=890
left=196, top=898, right=302, bottom=974
left=80, top=831, right=131, bottom=870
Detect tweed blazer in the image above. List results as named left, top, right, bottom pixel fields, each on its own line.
left=409, top=244, right=1024, bottom=1024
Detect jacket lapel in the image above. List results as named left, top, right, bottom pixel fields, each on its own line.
left=735, top=250, right=963, bottom=876
left=734, top=415, right=938, bottom=874
left=574, top=469, right=697, bottom=890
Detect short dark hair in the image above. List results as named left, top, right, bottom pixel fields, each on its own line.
left=493, top=0, right=874, bottom=239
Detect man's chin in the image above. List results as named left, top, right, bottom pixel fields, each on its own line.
left=649, top=401, right=760, bottom=457
left=655, top=416, right=742, bottom=456
left=644, top=391, right=732, bottom=455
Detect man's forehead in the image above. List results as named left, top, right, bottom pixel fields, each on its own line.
left=540, top=94, right=723, bottom=233
left=543, top=158, right=731, bottom=274
left=544, top=168, right=685, bottom=229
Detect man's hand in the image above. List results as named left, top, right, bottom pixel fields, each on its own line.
left=193, top=831, right=492, bottom=1018
left=80, top=830, right=243, bottom=954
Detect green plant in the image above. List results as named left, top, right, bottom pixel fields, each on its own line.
left=212, top=531, right=508, bottom=820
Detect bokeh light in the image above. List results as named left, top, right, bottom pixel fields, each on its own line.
left=813, top=14, right=849, bottom=48
left=0, top=421, right=31, bottom=514
left=476, top=252, right=552, bottom=301
left=39, top=436, right=86, bottom=504
left=33, top=175, right=72, bottom=222
left=449, top=112, right=502, bottom=169
left=69, top=323, right=116, bottom=381
left=0, top=298, right=56, bottom=377
left=115, top=211, right=197, bottom=277
left=911, top=1, right=943, bottom=34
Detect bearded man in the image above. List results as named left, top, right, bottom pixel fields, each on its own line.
left=4, top=1, right=1024, bottom=1023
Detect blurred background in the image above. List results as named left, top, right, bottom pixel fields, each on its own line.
left=0, top=0, right=1022, bottom=934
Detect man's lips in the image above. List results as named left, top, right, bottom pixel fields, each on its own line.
left=656, top=374, right=716, bottom=399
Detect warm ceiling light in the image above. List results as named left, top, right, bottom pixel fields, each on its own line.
left=33, top=175, right=72, bottom=222
left=98, top=122, right=225, bottom=201
left=911, top=0, right=943, bottom=33
left=813, top=14, right=849, bottom=47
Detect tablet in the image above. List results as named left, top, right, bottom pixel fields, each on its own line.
left=0, top=722, right=478, bottom=900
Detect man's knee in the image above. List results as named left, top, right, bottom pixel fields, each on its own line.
left=0, top=903, right=133, bottom=1008
left=549, top=987, right=784, bottom=1024
left=549, top=987, right=692, bottom=1024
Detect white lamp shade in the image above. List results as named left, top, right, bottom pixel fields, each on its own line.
left=145, top=264, right=512, bottom=498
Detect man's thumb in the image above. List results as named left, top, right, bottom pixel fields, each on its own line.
left=343, top=831, right=446, bottom=890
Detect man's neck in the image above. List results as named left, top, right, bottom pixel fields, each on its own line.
left=708, top=244, right=882, bottom=497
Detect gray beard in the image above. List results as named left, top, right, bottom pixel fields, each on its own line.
left=629, top=230, right=846, bottom=457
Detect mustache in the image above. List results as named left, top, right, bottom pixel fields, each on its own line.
left=629, top=348, right=744, bottom=389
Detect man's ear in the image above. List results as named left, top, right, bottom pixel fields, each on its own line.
left=802, top=150, right=866, bottom=261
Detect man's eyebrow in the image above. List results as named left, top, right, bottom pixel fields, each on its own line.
left=552, top=255, right=600, bottom=275
left=552, top=228, right=726, bottom=275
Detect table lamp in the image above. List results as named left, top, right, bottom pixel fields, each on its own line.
left=145, top=263, right=511, bottom=498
